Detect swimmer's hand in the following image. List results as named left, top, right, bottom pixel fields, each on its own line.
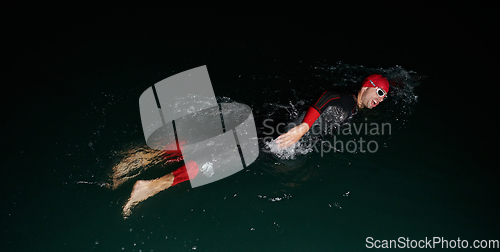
left=275, top=122, right=310, bottom=149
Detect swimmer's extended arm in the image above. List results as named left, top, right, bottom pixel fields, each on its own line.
left=275, top=91, right=339, bottom=149
left=275, top=122, right=310, bottom=149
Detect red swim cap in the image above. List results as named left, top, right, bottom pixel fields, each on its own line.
left=361, top=74, right=389, bottom=94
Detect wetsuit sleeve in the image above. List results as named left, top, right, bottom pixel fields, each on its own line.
left=302, top=91, right=340, bottom=128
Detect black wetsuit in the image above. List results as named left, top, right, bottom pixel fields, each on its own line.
left=302, top=91, right=357, bottom=129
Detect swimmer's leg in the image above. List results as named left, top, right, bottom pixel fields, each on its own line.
left=122, top=161, right=199, bottom=218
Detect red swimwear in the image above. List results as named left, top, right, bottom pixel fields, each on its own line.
left=161, top=141, right=200, bottom=186
left=171, top=160, right=199, bottom=186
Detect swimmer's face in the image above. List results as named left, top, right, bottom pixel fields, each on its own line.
left=360, top=87, right=385, bottom=109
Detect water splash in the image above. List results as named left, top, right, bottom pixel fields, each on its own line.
left=108, top=145, right=179, bottom=190
left=264, top=138, right=313, bottom=160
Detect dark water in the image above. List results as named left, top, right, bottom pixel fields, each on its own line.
left=2, top=11, right=498, bottom=251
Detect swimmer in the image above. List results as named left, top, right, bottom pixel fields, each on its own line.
left=275, top=74, right=390, bottom=149
left=115, top=74, right=389, bottom=217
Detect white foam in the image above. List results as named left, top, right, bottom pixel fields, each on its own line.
left=265, top=138, right=313, bottom=160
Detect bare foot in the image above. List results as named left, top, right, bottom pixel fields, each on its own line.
left=122, top=173, right=175, bottom=217
left=121, top=161, right=199, bottom=218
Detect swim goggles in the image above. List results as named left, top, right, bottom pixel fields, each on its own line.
left=369, top=79, right=387, bottom=100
